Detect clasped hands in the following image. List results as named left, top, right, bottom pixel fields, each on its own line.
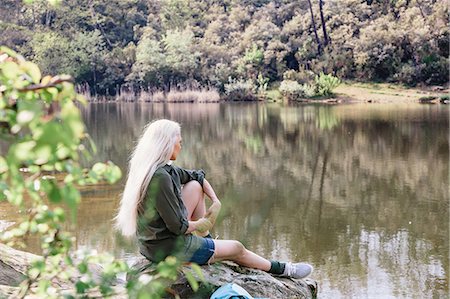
left=194, top=200, right=221, bottom=234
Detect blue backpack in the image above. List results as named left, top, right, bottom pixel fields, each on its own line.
left=210, top=283, right=267, bottom=299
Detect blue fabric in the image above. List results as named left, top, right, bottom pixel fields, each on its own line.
left=210, top=283, right=254, bottom=299
left=188, top=236, right=215, bottom=265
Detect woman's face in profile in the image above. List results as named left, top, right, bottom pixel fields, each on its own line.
left=170, top=134, right=182, bottom=160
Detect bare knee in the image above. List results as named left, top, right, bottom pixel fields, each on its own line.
left=181, top=181, right=205, bottom=220
left=183, top=180, right=202, bottom=193
left=230, top=241, right=246, bottom=259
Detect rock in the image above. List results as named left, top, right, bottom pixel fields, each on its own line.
left=431, top=86, right=444, bottom=92
left=0, top=285, right=19, bottom=298
left=0, top=284, right=128, bottom=299
left=0, top=243, right=38, bottom=287
left=418, top=96, right=438, bottom=103
left=128, top=256, right=317, bottom=299
left=0, top=244, right=318, bottom=298
left=0, top=244, right=126, bottom=298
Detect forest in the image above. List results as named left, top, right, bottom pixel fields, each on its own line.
left=1, top=0, right=448, bottom=96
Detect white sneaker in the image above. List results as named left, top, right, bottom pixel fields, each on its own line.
left=282, top=262, right=313, bottom=279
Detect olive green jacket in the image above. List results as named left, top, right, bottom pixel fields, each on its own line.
left=137, top=164, right=205, bottom=262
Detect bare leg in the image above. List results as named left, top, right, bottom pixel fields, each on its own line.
left=211, top=239, right=271, bottom=271
left=182, top=183, right=270, bottom=270
left=181, top=180, right=206, bottom=221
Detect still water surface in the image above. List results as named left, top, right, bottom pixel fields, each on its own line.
left=3, top=102, right=449, bottom=298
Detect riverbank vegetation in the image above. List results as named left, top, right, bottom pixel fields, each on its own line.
left=1, top=0, right=448, bottom=100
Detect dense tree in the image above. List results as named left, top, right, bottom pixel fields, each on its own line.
left=2, top=0, right=448, bottom=94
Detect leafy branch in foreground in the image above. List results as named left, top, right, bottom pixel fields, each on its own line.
left=1, top=45, right=203, bottom=298
left=0, top=46, right=125, bottom=298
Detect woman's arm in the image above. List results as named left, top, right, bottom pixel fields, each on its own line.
left=202, top=179, right=221, bottom=226
left=202, top=179, right=220, bottom=204
left=184, top=179, right=221, bottom=235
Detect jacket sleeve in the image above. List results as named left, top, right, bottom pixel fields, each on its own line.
left=150, top=172, right=189, bottom=235
left=174, top=166, right=206, bottom=186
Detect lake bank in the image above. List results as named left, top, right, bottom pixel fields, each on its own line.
left=81, top=82, right=449, bottom=104
left=333, top=82, right=449, bottom=104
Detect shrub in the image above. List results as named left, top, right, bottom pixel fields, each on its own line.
left=279, top=80, right=307, bottom=100
left=393, top=64, right=420, bottom=86
left=303, top=83, right=317, bottom=98
left=223, top=78, right=258, bottom=101
left=256, top=73, right=269, bottom=94
left=283, top=69, right=315, bottom=84
left=314, top=72, right=341, bottom=96
left=279, top=73, right=341, bottom=100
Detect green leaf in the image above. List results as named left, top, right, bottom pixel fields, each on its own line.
left=22, top=61, right=41, bottom=84
left=99, top=283, right=113, bottom=296
left=107, top=163, right=122, bottom=183
left=61, top=185, right=80, bottom=221
left=46, top=180, right=62, bottom=203
left=34, top=144, right=52, bottom=165
left=17, top=110, right=35, bottom=124
left=60, top=101, right=85, bottom=140
left=184, top=271, right=199, bottom=292
left=0, top=156, right=8, bottom=173
left=190, top=263, right=204, bottom=281
left=28, top=268, right=40, bottom=279
left=0, top=46, right=17, bottom=57
left=78, top=263, right=88, bottom=274
left=56, top=145, right=71, bottom=160
left=54, top=207, right=65, bottom=221
left=92, top=162, right=106, bottom=175
left=37, top=279, right=51, bottom=294
left=1, top=61, right=20, bottom=79
left=11, top=141, right=36, bottom=161
left=75, top=281, right=89, bottom=294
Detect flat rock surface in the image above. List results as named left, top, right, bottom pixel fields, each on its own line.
left=129, top=257, right=317, bottom=298
left=0, top=244, right=317, bottom=298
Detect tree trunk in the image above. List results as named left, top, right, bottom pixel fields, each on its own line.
left=306, top=0, right=322, bottom=54
left=319, top=0, right=329, bottom=47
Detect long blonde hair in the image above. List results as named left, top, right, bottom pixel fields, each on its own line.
left=115, top=119, right=181, bottom=237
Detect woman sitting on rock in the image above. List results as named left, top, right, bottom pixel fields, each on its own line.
left=115, top=119, right=313, bottom=279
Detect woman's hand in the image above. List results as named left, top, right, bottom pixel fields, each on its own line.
left=195, top=217, right=213, bottom=233
left=205, top=201, right=221, bottom=226
left=186, top=218, right=213, bottom=234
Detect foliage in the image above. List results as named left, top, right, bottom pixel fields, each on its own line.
left=30, top=30, right=106, bottom=86
left=127, top=28, right=200, bottom=88
left=314, top=72, right=341, bottom=96
left=256, top=73, right=269, bottom=94
left=0, top=46, right=124, bottom=297
left=224, top=78, right=258, bottom=101
left=127, top=258, right=204, bottom=299
left=279, top=72, right=339, bottom=100
left=279, top=80, right=307, bottom=100
left=0, top=46, right=200, bottom=298
left=1, top=0, right=448, bottom=94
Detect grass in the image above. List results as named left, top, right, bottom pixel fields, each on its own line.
left=78, top=85, right=220, bottom=103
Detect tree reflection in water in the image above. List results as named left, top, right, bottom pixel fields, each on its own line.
left=1, top=102, right=446, bottom=298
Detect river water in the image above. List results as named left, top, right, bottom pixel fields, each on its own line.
left=3, top=102, right=449, bottom=298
